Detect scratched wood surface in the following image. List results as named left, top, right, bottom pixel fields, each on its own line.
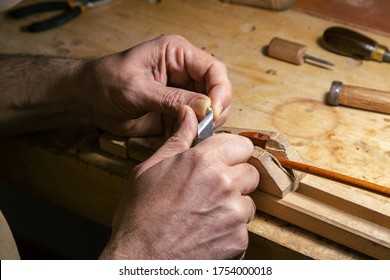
left=1, top=0, right=389, bottom=187
left=1, top=0, right=389, bottom=259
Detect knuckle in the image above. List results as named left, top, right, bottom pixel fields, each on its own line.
left=161, top=89, right=185, bottom=111
left=158, top=34, right=188, bottom=46
left=213, top=60, right=228, bottom=73
left=166, top=134, right=191, bottom=151
left=247, top=164, right=260, bottom=187
left=229, top=202, right=246, bottom=221
left=239, top=135, right=255, bottom=151
left=190, top=148, right=211, bottom=165
left=131, top=164, right=144, bottom=179
left=217, top=172, right=233, bottom=190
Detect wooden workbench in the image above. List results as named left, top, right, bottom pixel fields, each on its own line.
left=1, top=0, right=389, bottom=259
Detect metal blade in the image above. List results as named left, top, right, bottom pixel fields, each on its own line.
left=194, top=109, right=213, bottom=145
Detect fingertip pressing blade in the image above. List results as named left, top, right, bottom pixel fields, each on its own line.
left=194, top=109, right=213, bottom=145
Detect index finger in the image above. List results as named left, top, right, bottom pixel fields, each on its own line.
left=196, top=133, right=254, bottom=166
left=160, top=35, right=231, bottom=119
left=186, top=52, right=232, bottom=120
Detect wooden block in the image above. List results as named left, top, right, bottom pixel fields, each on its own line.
left=251, top=180, right=390, bottom=259
left=100, top=127, right=306, bottom=198
left=99, top=132, right=163, bottom=162
left=99, top=133, right=129, bottom=159
left=215, top=127, right=306, bottom=198
left=98, top=127, right=390, bottom=258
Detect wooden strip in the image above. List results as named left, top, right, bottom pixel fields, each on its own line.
left=276, top=156, right=390, bottom=197
left=251, top=190, right=390, bottom=259
left=298, top=175, right=390, bottom=229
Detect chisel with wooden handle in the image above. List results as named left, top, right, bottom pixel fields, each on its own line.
left=328, top=81, right=390, bottom=115
left=323, top=26, right=390, bottom=62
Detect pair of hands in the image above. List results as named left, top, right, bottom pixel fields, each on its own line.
left=81, top=35, right=260, bottom=259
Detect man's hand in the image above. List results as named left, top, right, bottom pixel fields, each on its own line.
left=99, top=105, right=259, bottom=259
left=0, top=35, right=231, bottom=137
left=80, top=35, right=232, bottom=137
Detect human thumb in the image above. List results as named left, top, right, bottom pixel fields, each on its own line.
left=145, top=83, right=211, bottom=120
left=134, top=105, right=198, bottom=176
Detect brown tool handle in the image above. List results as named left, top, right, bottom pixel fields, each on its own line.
left=268, top=37, right=306, bottom=65
left=222, top=0, right=295, bottom=10
left=276, top=156, right=390, bottom=197
left=329, top=81, right=390, bottom=114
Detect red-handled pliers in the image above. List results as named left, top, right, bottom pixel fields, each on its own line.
left=8, top=0, right=111, bottom=32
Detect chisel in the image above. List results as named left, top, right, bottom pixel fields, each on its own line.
left=323, top=26, right=390, bottom=62
left=267, top=37, right=334, bottom=66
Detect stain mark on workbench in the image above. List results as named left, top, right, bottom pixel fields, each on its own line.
left=50, top=35, right=70, bottom=56
left=71, top=39, right=82, bottom=46
left=265, top=69, right=277, bottom=75
left=292, top=140, right=305, bottom=147
left=383, top=125, right=390, bottom=131
left=272, top=99, right=338, bottom=138
left=240, top=23, right=256, bottom=33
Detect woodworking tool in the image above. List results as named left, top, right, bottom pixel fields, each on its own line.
left=221, top=0, right=295, bottom=10
left=322, top=26, right=390, bottom=62
left=240, top=131, right=390, bottom=197
left=194, top=109, right=214, bottom=145
left=267, top=37, right=334, bottom=66
left=328, top=81, right=390, bottom=115
left=8, top=0, right=111, bottom=32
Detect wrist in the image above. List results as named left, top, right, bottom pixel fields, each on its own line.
left=99, top=233, right=146, bottom=260
left=0, top=55, right=94, bottom=136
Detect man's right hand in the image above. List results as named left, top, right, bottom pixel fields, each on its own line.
left=100, top=105, right=259, bottom=259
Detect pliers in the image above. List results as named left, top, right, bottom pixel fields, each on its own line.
left=8, top=0, right=111, bottom=32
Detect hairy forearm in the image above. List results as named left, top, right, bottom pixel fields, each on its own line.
left=0, top=54, right=90, bottom=137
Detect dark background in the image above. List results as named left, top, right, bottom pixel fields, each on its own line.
left=0, top=179, right=110, bottom=259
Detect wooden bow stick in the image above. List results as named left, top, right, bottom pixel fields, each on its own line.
left=240, top=131, right=390, bottom=197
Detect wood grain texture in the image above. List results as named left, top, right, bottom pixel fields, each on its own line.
left=1, top=0, right=390, bottom=259
left=251, top=188, right=390, bottom=259
left=0, top=133, right=370, bottom=260
left=99, top=127, right=390, bottom=258
left=338, top=84, right=390, bottom=114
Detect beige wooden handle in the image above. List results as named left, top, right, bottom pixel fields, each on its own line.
left=328, top=81, right=390, bottom=114
left=267, top=37, right=306, bottom=65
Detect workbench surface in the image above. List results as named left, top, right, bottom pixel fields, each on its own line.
left=1, top=0, right=389, bottom=259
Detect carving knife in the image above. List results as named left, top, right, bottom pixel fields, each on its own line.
left=194, top=109, right=213, bottom=145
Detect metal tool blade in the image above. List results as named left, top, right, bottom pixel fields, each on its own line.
left=194, top=109, right=213, bottom=145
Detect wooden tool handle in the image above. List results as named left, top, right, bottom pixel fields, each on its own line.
left=323, top=27, right=379, bottom=60
left=268, top=37, right=306, bottom=65
left=222, top=0, right=295, bottom=10
left=329, top=81, right=390, bottom=114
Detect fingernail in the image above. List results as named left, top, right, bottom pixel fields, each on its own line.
left=190, top=97, right=211, bottom=118
left=213, top=103, right=224, bottom=119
